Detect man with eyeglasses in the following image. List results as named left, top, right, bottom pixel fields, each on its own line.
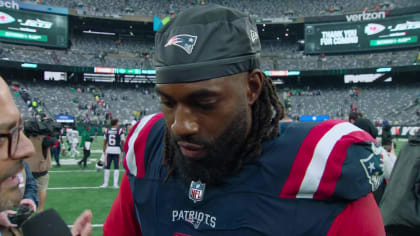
left=0, top=76, right=92, bottom=236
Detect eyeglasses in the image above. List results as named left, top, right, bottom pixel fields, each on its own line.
left=0, top=120, right=23, bottom=160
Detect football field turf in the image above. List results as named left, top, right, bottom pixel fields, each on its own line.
left=45, top=136, right=120, bottom=236
left=44, top=136, right=408, bottom=235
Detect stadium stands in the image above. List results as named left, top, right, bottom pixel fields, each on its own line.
left=8, top=77, right=419, bottom=126
left=22, top=0, right=420, bottom=18
left=279, top=84, right=420, bottom=125
left=1, top=0, right=418, bottom=127
left=1, top=40, right=418, bottom=71
left=9, top=79, right=161, bottom=124
left=2, top=1, right=419, bottom=71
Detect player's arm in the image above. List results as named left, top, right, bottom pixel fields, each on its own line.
left=327, top=193, right=385, bottom=236
left=103, top=132, right=107, bottom=153
left=79, top=134, right=85, bottom=148
left=103, top=139, right=107, bottom=153
left=104, top=113, right=163, bottom=235
left=103, top=173, right=142, bottom=236
left=120, top=132, right=126, bottom=152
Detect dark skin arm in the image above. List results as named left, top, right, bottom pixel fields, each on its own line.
left=103, top=139, right=107, bottom=153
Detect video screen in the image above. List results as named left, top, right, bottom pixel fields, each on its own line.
left=44, top=71, right=67, bottom=81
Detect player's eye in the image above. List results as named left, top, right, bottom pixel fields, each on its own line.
left=161, top=100, right=176, bottom=109
left=195, top=99, right=218, bottom=110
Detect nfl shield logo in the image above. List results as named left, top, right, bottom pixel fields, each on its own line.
left=189, top=180, right=206, bottom=203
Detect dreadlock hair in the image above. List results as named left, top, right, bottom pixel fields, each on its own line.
left=162, top=73, right=285, bottom=182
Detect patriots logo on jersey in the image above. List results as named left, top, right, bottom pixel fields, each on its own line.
left=360, top=143, right=384, bottom=191
left=249, top=30, right=259, bottom=43
left=164, top=34, right=198, bottom=54
left=185, top=217, right=202, bottom=229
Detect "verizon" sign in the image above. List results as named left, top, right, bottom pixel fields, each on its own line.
left=346, top=11, right=386, bottom=22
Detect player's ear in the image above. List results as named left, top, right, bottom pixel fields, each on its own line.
left=246, top=69, right=263, bottom=106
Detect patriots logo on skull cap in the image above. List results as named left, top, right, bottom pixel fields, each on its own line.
left=164, top=34, right=198, bottom=55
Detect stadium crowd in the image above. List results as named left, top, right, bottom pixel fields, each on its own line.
left=1, top=39, right=419, bottom=71
left=24, top=0, right=420, bottom=18
left=6, top=78, right=420, bottom=127
left=0, top=0, right=418, bottom=72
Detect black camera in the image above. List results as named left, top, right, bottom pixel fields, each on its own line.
left=8, top=204, right=34, bottom=227
left=23, top=118, right=61, bottom=138
left=24, top=118, right=61, bottom=158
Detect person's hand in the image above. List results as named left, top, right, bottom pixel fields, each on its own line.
left=19, top=198, right=37, bottom=213
left=71, top=210, right=92, bottom=236
left=0, top=210, right=17, bottom=228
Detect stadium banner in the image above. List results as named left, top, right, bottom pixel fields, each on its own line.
left=264, top=70, right=300, bottom=77
left=0, top=7, right=68, bottom=48
left=305, top=13, right=420, bottom=54
left=377, top=126, right=420, bottom=137
left=55, top=114, right=74, bottom=123
left=94, top=67, right=155, bottom=75
left=304, top=6, right=420, bottom=23
left=299, top=115, right=329, bottom=122
left=0, top=1, right=68, bottom=14
left=18, top=2, right=68, bottom=15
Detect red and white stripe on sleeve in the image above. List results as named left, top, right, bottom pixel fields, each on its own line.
left=280, top=120, right=376, bottom=199
left=123, top=113, right=164, bottom=178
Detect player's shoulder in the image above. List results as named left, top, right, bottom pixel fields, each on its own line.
left=127, top=113, right=165, bottom=141
left=123, top=113, right=165, bottom=178
left=118, top=127, right=124, bottom=134
left=279, top=120, right=383, bottom=201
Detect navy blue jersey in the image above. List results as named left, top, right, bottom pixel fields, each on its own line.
left=104, top=128, right=125, bottom=154
left=105, top=113, right=385, bottom=236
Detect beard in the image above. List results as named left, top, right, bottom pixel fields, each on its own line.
left=0, top=182, right=24, bottom=211
left=169, top=107, right=250, bottom=186
left=0, top=161, right=24, bottom=211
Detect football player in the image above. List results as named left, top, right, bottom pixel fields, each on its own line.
left=101, top=119, right=125, bottom=189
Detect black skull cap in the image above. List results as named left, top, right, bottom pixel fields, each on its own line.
left=155, top=4, right=261, bottom=84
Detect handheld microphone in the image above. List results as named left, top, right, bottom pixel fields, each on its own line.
left=8, top=204, right=33, bottom=227
left=21, top=208, right=72, bottom=236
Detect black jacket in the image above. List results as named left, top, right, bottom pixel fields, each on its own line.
left=382, top=125, right=393, bottom=146
left=380, top=131, right=420, bottom=234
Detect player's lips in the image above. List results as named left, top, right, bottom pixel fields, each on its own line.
left=177, top=141, right=206, bottom=159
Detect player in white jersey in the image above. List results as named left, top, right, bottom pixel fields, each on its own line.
left=100, top=119, right=125, bottom=188
left=67, top=128, right=80, bottom=158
